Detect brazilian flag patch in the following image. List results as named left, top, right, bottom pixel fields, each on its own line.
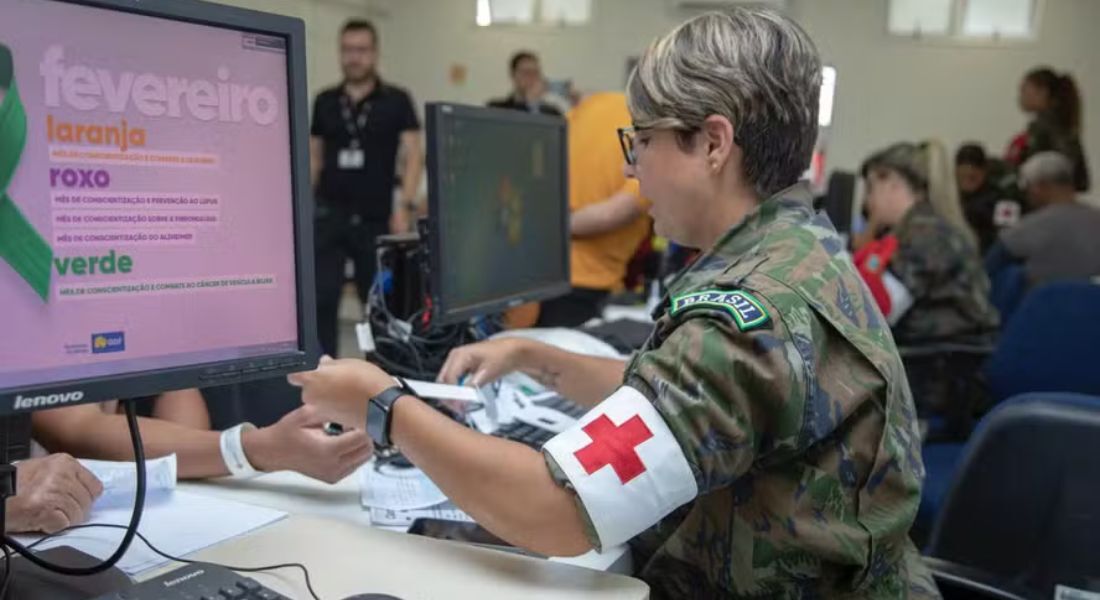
left=670, top=289, right=771, bottom=332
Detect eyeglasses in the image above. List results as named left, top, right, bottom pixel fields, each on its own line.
left=617, top=125, right=652, bottom=166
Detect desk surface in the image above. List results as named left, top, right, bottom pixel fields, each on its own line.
left=159, top=514, right=649, bottom=600
left=179, top=470, right=630, bottom=572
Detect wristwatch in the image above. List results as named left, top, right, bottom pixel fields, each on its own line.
left=367, top=378, right=416, bottom=449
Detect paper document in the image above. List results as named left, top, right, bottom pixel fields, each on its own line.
left=368, top=501, right=474, bottom=528
left=402, top=378, right=480, bottom=403
left=15, top=491, right=286, bottom=575
left=360, top=463, right=446, bottom=511
left=80, top=455, right=177, bottom=506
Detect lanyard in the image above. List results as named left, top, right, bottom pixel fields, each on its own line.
left=340, top=94, right=371, bottom=150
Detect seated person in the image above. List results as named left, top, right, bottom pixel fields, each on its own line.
left=7, top=454, right=101, bottom=534
left=956, top=143, right=1021, bottom=254
left=537, top=92, right=652, bottom=327
left=32, top=387, right=371, bottom=482
left=856, top=140, right=999, bottom=346
left=987, top=151, right=1100, bottom=289
left=289, top=8, right=938, bottom=597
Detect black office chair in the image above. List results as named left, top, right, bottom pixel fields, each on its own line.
left=901, top=343, right=994, bottom=443
left=924, top=393, right=1100, bottom=600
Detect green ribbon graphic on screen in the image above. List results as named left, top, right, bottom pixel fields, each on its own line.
left=0, top=43, right=53, bottom=302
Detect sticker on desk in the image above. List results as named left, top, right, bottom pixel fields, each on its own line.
left=369, top=501, right=474, bottom=528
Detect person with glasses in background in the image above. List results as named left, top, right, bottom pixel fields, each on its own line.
left=309, top=19, right=423, bottom=358
left=289, top=8, right=939, bottom=598
left=531, top=92, right=651, bottom=327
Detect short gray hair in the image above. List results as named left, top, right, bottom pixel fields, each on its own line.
left=627, top=8, right=822, bottom=198
left=1019, top=151, right=1075, bottom=187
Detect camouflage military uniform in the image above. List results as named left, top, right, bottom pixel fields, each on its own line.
left=889, top=201, right=999, bottom=346
left=545, top=183, right=940, bottom=599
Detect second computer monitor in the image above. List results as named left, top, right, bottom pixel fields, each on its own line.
left=426, top=103, right=569, bottom=324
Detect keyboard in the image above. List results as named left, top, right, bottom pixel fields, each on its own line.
left=492, top=394, right=586, bottom=449
left=533, top=394, right=587, bottom=419
left=493, top=420, right=556, bottom=449
left=91, top=563, right=289, bottom=600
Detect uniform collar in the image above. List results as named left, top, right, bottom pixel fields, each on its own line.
left=703, top=182, right=815, bottom=265
left=656, top=182, right=814, bottom=314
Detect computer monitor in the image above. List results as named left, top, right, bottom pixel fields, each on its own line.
left=425, top=103, right=570, bottom=324
left=0, top=0, right=317, bottom=416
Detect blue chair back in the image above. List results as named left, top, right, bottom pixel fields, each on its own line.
left=926, top=393, right=1100, bottom=597
left=984, top=282, right=1100, bottom=403
left=988, top=263, right=1028, bottom=326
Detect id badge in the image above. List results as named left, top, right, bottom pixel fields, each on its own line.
left=338, top=148, right=365, bottom=170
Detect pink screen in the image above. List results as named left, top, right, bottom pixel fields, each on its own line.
left=0, top=0, right=300, bottom=390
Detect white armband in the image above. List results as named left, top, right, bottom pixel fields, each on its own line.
left=543, top=386, right=698, bottom=548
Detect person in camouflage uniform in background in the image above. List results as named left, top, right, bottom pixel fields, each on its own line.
left=859, top=142, right=999, bottom=347
left=290, top=7, right=941, bottom=599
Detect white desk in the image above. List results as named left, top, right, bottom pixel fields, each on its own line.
left=179, top=469, right=632, bottom=572
left=144, top=514, right=648, bottom=600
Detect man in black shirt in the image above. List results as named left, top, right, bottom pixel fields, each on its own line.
left=310, top=19, right=422, bottom=357
left=487, top=51, right=562, bottom=116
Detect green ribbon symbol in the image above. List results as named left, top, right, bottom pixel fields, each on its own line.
left=0, top=43, right=53, bottom=302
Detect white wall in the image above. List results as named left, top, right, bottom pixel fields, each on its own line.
left=794, top=0, right=1100, bottom=192
left=216, top=0, right=1100, bottom=196
left=208, top=0, right=384, bottom=98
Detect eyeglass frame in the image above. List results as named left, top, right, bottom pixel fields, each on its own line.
left=617, top=125, right=650, bottom=166
left=617, top=124, right=700, bottom=166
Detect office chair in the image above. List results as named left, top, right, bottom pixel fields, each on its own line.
left=924, top=393, right=1100, bottom=600
left=984, top=281, right=1100, bottom=403
left=986, top=263, right=1028, bottom=327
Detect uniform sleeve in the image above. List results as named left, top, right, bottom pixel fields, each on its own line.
left=399, top=91, right=421, bottom=132
left=542, top=313, right=807, bottom=550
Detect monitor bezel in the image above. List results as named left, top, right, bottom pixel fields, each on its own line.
left=0, top=0, right=319, bottom=416
left=425, top=102, right=571, bottom=325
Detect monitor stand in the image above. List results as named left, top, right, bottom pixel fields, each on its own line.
left=4, top=546, right=133, bottom=599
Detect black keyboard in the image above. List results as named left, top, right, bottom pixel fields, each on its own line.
left=533, top=394, right=587, bottom=419
left=91, top=563, right=288, bottom=600
left=493, top=420, right=556, bottom=449
left=492, top=394, right=586, bottom=449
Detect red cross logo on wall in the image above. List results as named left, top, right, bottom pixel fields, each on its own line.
left=574, top=414, right=654, bottom=484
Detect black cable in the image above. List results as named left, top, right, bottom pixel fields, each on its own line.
left=3, top=399, right=146, bottom=576
left=26, top=524, right=321, bottom=600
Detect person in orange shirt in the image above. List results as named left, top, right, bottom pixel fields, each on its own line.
left=535, top=92, right=651, bottom=327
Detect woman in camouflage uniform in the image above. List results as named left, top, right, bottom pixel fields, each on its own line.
left=291, top=8, right=941, bottom=598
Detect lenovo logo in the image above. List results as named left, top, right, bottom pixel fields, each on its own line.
left=13, top=391, right=85, bottom=411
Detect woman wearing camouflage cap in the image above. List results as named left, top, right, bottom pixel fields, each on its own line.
left=291, top=8, right=940, bottom=598
left=858, top=140, right=998, bottom=347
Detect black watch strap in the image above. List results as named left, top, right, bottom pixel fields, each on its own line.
left=368, top=379, right=416, bottom=448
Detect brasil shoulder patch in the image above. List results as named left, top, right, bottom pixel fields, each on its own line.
left=669, top=289, right=771, bottom=332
